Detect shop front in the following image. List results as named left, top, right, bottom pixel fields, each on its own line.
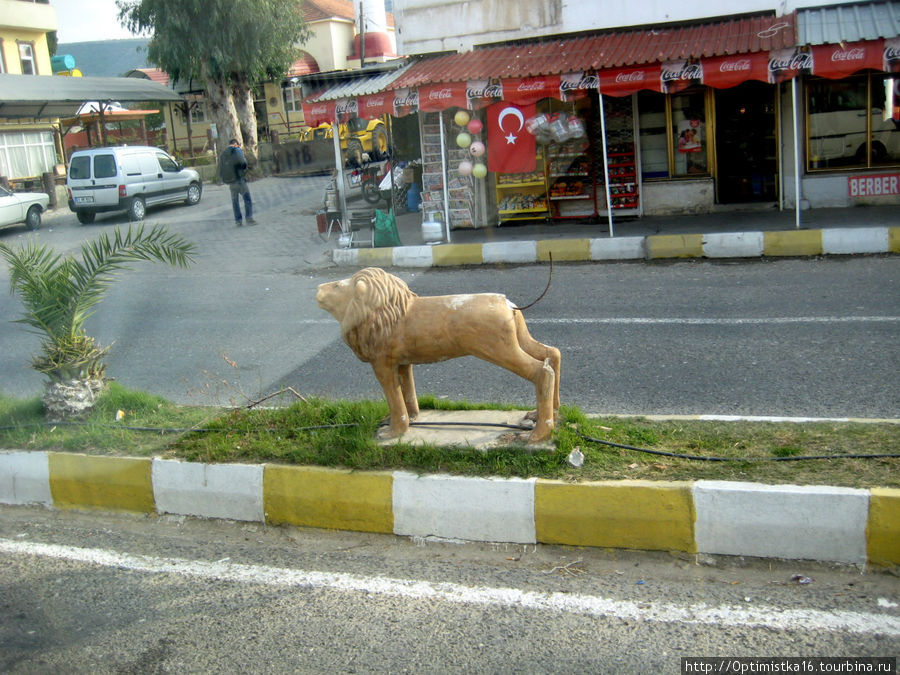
left=302, top=13, right=900, bottom=237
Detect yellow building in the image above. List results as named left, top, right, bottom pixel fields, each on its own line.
left=0, top=0, right=61, bottom=183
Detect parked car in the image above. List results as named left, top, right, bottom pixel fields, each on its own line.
left=0, top=184, right=49, bottom=231
left=66, top=146, right=202, bottom=224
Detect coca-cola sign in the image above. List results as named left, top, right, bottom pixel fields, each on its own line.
left=885, top=38, right=900, bottom=73
left=427, top=88, right=453, bottom=101
left=719, top=59, right=752, bottom=72
left=466, top=79, right=503, bottom=109
left=335, top=98, right=358, bottom=118
left=768, top=48, right=812, bottom=83
left=615, top=71, right=645, bottom=83
left=661, top=60, right=703, bottom=82
left=831, top=47, right=866, bottom=62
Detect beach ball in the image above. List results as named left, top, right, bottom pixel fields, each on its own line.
left=454, top=110, right=470, bottom=127
left=456, top=132, right=472, bottom=148
left=467, top=118, right=483, bottom=134
left=469, top=141, right=485, bottom=157
left=472, top=162, right=487, bottom=179
left=458, top=160, right=473, bottom=176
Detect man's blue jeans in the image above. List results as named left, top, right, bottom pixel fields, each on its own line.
left=229, top=179, right=253, bottom=222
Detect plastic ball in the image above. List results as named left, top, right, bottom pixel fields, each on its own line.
left=458, top=160, right=473, bottom=176
left=455, top=132, right=472, bottom=148
left=467, top=118, right=483, bottom=134
left=454, top=110, right=471, bottom=127
left=472, top=162, right=487, bottom=179
left=469, top=141, right=485, bottom=157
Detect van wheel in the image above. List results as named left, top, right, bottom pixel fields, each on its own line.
left=128, top=197, right=146, bottom=221
left=185, top=182, right=202, bottom=205
left=76, top=211, right=96, bottom=225
left=25, top=205, right=42, bottom=230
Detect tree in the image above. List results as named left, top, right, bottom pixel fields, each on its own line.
left=0, top=226, right=195, bottom=419
left=117, top=0, right=309, bottom=169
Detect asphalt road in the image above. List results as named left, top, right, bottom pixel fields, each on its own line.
left=0, top=175, right=897, bottom=419
left=1, top=506, right=897, bottom=673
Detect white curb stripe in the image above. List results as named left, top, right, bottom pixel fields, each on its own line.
left=0, top=451, right=52, bottom=506
left=393, top=472, right=536, bottom=543
left=2, top=538, right=897, bottom=636
left=152, top=459, right=264, bottom=522
left=693, top=481, right=870, bottom=565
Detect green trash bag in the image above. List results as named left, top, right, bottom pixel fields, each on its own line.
left=374, top=208, right=402, bottom=248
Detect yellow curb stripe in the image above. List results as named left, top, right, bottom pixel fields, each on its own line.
left=536, top=238, right=591, bottom=262
left=763, top=229, right=824, bottom=257
left=432, top=243, right=483, bottom=266
left=264, top=465, right=393, bottom=533
left=534, top=479, right=696, bottom=552
left=48, top=453, right=154, bottom=513
left=357, top=247, right=394, bottom=267
left=889, top=227, right=900, bottom=254
left=867, top=488, right=900, bottom=567
left=645, top=234, right=704, bottom=259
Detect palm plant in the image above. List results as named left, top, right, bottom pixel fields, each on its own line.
left=0, top=225, right=195, bottom=419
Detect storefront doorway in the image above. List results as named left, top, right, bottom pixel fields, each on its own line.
left=714, top=82, right=778, bottom=204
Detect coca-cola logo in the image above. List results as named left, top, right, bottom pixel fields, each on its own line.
left=467, top=84, right=503, bottom=99
left=887, top=46, right=900, bottom=61
left=394, top=92, right=418, bottom=107
left=615, top=71, right=644, bottom=83
left=335, top=100, right=358, bottom=115
left=309, top=105, right=328, bottom=115
left=831, top=48, right=865, bottom=62
left=364, top=97, right=384, bottom=108
left=662, top=62, right=703, bottom=81
left=428, top=88, right=453, bottom=100
left=769, top=50, right=813, bottom=71
left=560, top=73, right=599, bottom=91
left=719, top=59, right=752, bottom=72
left=517, top=80, right=547, bottom=91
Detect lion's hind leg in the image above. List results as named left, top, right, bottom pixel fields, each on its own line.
left=514, top=312, right=561, bottom=411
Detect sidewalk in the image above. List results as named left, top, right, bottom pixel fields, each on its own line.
left=330, top=200, right=899, bottom=267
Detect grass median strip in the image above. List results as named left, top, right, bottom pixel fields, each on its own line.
left=0, top=383, right=897, bottom=488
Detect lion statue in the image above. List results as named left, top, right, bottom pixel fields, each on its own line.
left=316, top=267, right=560, bottom=443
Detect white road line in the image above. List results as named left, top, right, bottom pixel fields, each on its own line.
left=300, top=316, right=899, bottom=327
left=2, top=538, right=898, bottom=636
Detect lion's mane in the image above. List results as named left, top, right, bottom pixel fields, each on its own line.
left=342, top=267, right=417, bottom=362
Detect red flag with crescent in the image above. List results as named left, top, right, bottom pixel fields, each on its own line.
left=487, top=102, right=536, bottom=173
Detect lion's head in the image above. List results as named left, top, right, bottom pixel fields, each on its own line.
left=317, top=267, right=417, bottom=362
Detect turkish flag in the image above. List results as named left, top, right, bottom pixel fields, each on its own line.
left=487, top=102, right=536, bottom=173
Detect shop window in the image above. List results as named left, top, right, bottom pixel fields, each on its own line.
left=638, top=88, right=710, bottom=179
left=18, top=42, right=36, bottom=75
left=807, top=75, right=900, bottom=170
left=283, top=85, right=303, bottom=112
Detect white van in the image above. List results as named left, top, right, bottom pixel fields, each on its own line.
left=66, top=146, right=202, bottom=224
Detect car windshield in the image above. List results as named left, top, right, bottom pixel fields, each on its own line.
left=0, top=185, right=11, bottom=197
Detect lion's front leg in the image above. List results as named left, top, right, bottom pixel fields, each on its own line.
left=399, top=364, right=419, bottom=421
left=372, top=362, right=410, bottom=437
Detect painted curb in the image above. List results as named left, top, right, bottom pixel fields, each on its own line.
left=329, top=226, right=892, bottom=268
left=0, top=451, right=51, bottom=506
left=693, top=481, right=869, bottom=565
left=535, top=479, right=696, bottom=552
left=152, top=459, right=264, bottom=522
left=3, top=452, right=897, bottom=567
left=392, top=472, right=536, bottom=543
left=263, top=464, right=393, bottom=533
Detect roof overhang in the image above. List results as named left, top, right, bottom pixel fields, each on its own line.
left=0, top=73, right=184, bottom=120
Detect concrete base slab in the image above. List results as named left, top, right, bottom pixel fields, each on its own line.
left=377, top=409, right=555, bottom=451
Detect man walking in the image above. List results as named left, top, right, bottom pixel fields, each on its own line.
left=218, top=138, right=256, bottom=226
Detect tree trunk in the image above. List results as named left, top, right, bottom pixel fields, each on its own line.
left=204, top=77, right=241, bottom=156
left=43, top=378, right=106, bottom=421
left=232, top=75, right=259, bottom=175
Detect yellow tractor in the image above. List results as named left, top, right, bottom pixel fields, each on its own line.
left=301, top=117, right=389, bottom=166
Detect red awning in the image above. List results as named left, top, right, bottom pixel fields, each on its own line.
left=390, top=14, right=798, bottom=88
